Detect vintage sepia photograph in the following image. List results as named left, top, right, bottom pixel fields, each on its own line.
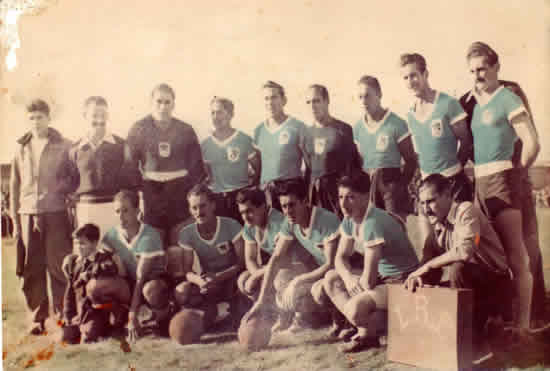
left=1, top=0, right=549, bottom=370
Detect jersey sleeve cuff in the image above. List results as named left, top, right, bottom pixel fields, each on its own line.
left=450, top=112, right=467, bottom=125
left=363, top=238, right=385, bottom=249
left=508, top=106, right=528, bottom=123
left=140, top=250, right=165, bottom=258
left=397, top=132, right=412, bottom=143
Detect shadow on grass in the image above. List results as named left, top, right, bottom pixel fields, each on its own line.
left=199, top=333, right=238, bottom=345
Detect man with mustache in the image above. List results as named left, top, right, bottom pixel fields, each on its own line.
left=458, top=41, right=547, bottom=333
left=459, top=42, right=540, bottom=334
left=323, top=172, right=419, bottom=353
left=302, top=84, right=361, bottom=217
left=173, top=184, right=245, bottom=326
left=352, top=75, right=417, bottom=219
left=404, top=174, right=510, bottom=363
left=126, top=84, right=206, bottom=246
left=253, top=81, right=307, bottom=211
left=201, top=96, right=261, bottom=224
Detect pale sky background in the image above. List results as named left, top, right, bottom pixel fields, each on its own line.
left=1, top=0, right=549, bottom=163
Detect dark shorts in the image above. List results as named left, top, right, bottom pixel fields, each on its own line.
left=142, top=178, right=192, bottom=231
left=475, top=168, right=522, bottom=220
left=368, top=168, right=413, bottom=215
left=213, top=187, right=248, bottom=224
left=308, top=173, right=341, bottom=218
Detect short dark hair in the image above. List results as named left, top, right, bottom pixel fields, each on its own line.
left=277, top=178, right=308, bottom=201
left=26, top=99, right=50, bottom=116
left=236, top=187, right=266, bottom=208
left=466, top=41, right=499, bottom=66
left=151, top=83, right=176, bottom=100
left=337, top=173, right=371, bottom=195
left=187, top=183, right=216, bottom=202
left=84, top=96, right=108, bottom=108
left=210, top=96, right=234, bottom=116
left=399, top=53, right=427, bottom=73
left=418, top=174, right=451, bottom=195
left=262, top=80, right=286, bottom=99
left=114, top=189, right=140, bottom=209
left=357, top=75, right=382, bottom=97
left=308, top=84, right=330, bottom=102
left=73, top=223, right=100, bottom=243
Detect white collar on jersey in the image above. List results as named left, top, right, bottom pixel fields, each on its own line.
left=362, top=109, right=391, bottom=134
left=195, top=216, right=221, bottom=245
left=264, top=116, right=292, bottom=134
left=78, top=131, right=116, bottom=149
left=410, top=90, right=441, bottom=121
left=209, top=129, right=239, bottom=147
left=116, top=222, right=145, bottom=250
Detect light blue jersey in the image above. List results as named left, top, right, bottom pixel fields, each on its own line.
left=340, top=207, right=418, bottom=277
left=406, top=91, right=467, bottom=177
left=279, top=207, right=340, bottom=266
left=179, top=217, right=242, bottom=273
left=201, top=130, right=255, bottom=193
left=102, top=223, right=165, bottom=281
left=353, top=111, right=410, bottom=170
left=253, top=117, right=306, bottom=185
left=471, top=86, right=525, bottom=176
left=242, top=208, right=285, bottom=256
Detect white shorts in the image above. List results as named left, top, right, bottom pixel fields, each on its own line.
left=76, top=201, right=119, bottom=239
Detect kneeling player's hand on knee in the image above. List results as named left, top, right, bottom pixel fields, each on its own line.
left=344, top=276, right=361, bottom=297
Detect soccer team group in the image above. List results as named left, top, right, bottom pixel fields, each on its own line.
left=8, top=41, right=548, bottom=359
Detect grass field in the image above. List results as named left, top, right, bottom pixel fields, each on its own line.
left=2, top=212, right=550, bottom=371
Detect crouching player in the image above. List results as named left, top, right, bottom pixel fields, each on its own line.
left=236, top=187, right=286, bottom=301
left=245, top=179, right=341, bottom=333
left=101, top=190, right=171, bottom=342
left=61, top=223, right=131, bottom=344
left=404, top=174, right=510, bottom=362
left=174, top=184, right=245, bottom=327
left=324, top=173, right=419, bottom=352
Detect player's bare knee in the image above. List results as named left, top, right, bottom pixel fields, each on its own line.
left=143, top=279, right=169, bottom=309
left=310, top=280, right=327, bottom=306
left=343, top=302, right=363, bottom=327
left=85, top=279, right=102, bottom=303
left=174, top=281, right=194, bottom=306
left=237, top=271, right=251, bottom=294
left=323, top=270, right=342, bottom=295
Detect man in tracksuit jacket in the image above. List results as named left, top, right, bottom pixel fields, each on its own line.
left=10, top=99, right=76, bottom=335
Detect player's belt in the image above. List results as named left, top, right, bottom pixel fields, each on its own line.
left=78, top=195, right=114, bottom=204
left=142, top=169, right=188, bottom=182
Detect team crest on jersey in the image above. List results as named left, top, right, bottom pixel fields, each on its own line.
left=314, top=138, right=327, bottom=154
left=376, top=134, right=389, bottom=151
left=226, top=146, right=240, bottom=162
left=216, top=241, right=232, bottom=255
left=158, top=142, right=171, bottom=158
left=279, top=131, right=290, bottom=145
left=482, top=110, right=493, bottom=124
left=431, top=120, right=443, bottom=138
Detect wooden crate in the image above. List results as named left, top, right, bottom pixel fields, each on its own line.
left=387, top=284, right=473, bottom=370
